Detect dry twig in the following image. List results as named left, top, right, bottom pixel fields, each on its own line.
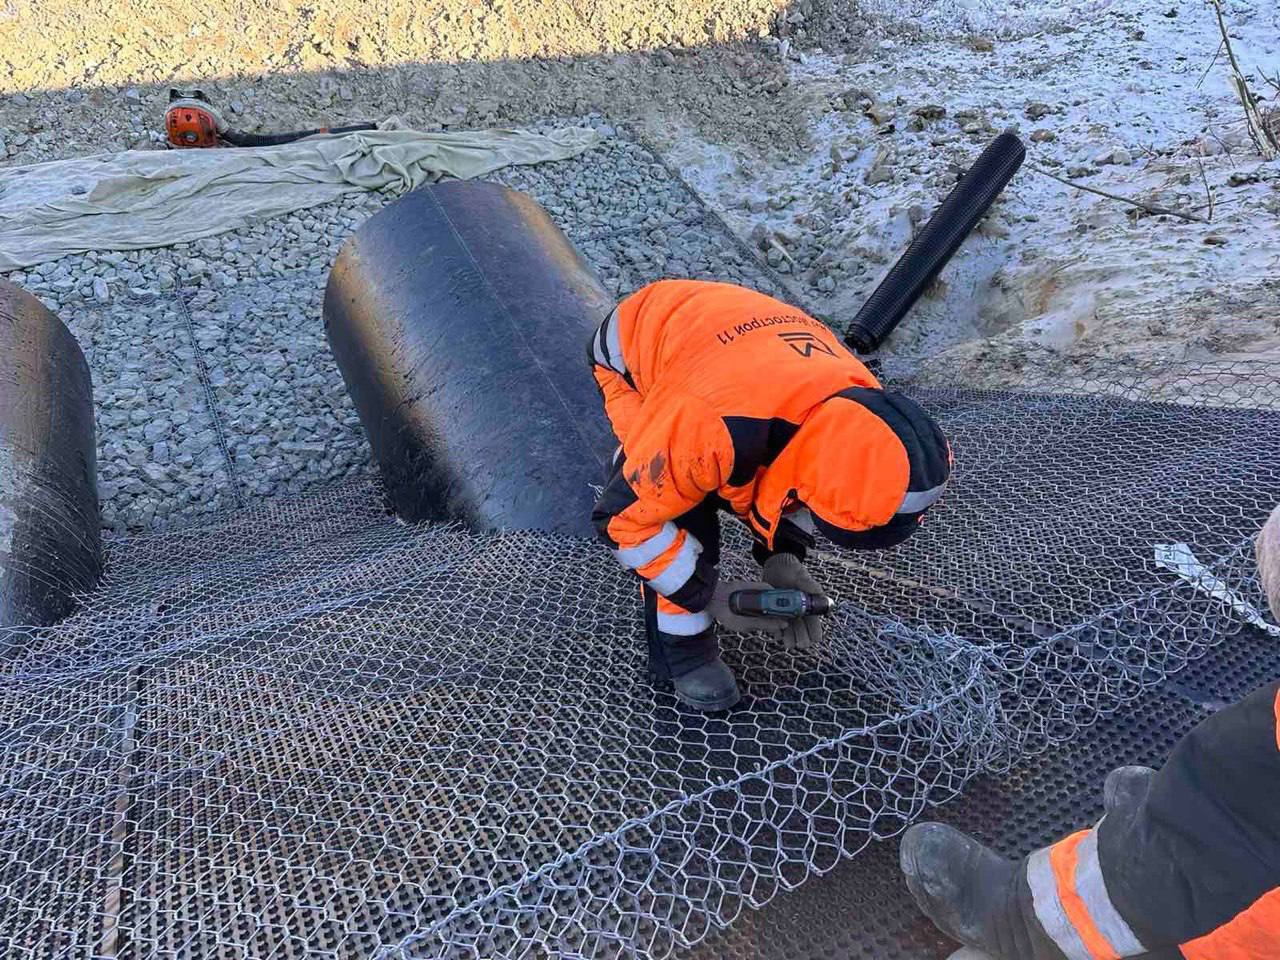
left=1207, top=0, right=1278, bottom=160
left=1196, top=156, right=1215, bottom=221
left=1197, top=38, right=1225, bottom=90
left=1029, top=164, right=1209, bottom=223
left=767, top=234, right=797, bottom=268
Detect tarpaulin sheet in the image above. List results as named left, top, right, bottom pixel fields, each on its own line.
left=0, top=125, right=601, bottom=270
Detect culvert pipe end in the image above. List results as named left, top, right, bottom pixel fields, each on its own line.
left=324, top=181, right=617, bottom=537
left=0, top=279, right=102, bottom=629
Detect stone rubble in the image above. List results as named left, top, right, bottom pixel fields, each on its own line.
left=2, top=124, right=793, bottom=535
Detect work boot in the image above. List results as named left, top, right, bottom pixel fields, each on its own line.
left=669, top=657, right=741, bottom=712
left=646, top=626, right=741, bottom=712
left=1103, top=764, right=1155, bottom=816
left=900, top=823, right=1065, bottom=960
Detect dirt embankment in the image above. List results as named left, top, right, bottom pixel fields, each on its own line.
left=0, top=0, right=843, bottom=163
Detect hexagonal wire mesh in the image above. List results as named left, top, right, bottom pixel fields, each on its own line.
left=1, top=358, right=1277, bottom=959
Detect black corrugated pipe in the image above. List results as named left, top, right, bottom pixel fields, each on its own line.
left=0, top=280, right=102, bottom=629
left=221, top=123, right=377, bottom=147
left=843, top=131, right=1026, bottom=355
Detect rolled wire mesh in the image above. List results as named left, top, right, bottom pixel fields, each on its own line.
left=1, top=360, right=1277, bottom=959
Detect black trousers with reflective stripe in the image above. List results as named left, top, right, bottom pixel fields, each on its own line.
left=1098, top=679, right=1280, bottom=952
left=643, top=497, right=722, bottom=647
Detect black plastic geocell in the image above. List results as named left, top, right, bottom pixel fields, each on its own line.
left=0, top=280, right=102, bottom=630
left=323, top=181, right=617, bottom=537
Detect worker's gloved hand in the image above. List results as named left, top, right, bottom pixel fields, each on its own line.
left=706, top=580, right=788, bottom=635
left=762, top=553, right=827, bottom=651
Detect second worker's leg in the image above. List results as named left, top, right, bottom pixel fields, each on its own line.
left=902, top=681, right=1280, bottom=960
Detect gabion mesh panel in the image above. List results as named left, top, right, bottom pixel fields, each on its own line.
left=692, top=681, right=1222, bottom=960
left=1, top=360, right=1277, bottom=959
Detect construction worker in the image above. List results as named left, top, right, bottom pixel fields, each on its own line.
left=588, top=279, right=951, bottom=711
left=901, top=502, right=1280, bottom=960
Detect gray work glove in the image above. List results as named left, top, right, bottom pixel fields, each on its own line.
left=705, top=579, right=788, bottom=635
left=761, top=553, right=828, bottom=651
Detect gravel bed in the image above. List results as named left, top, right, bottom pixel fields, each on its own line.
left=54, top=293, right=237, bottom=534
left=4, top=190, right=388, bottom=535
left=490, top=134, right=699, bottom=243
left=579, top=214, right=787, bottom=298
left=1, top=131, right=793, bottom=535
left=187, top=274, right=372, bottom=501
left=490, top=129, right=798, bottom=299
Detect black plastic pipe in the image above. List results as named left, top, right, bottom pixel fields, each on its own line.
left=324, top=181, right=617, bottom=537
left=844, top=131, right=1026, bottom=354
left=1, top=280, right=102, bottom=629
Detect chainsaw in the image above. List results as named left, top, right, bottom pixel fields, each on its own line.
left=164, top=89, right=378, bottom=149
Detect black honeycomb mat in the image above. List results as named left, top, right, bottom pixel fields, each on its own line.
left=685, top=624, right=1280, bottom=960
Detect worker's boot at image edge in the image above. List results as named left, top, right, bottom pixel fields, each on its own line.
left=902, top=767, right=1170, bottom=960
left=646, top=626, right=741, bottom=712
left=900, top=822, right=1068, bottom=960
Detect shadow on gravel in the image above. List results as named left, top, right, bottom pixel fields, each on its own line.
left=0, top=0, right=858, bottom=167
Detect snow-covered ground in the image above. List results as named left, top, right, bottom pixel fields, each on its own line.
left=680, top=0, right=1280, bottom=382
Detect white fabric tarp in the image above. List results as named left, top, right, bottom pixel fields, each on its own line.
left=0, top=125, right=601, bottom=270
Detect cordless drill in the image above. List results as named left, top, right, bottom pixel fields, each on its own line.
left=729, top=589, right=832, bottom=619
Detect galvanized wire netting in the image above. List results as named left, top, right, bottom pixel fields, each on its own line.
left=2, top=360, right=1278, bottom=959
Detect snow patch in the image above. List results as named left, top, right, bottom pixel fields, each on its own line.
left=855, top=0, right=1121, bottom=39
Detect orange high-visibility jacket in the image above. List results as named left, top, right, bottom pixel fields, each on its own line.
left=589, top=280, right=950, bottom=621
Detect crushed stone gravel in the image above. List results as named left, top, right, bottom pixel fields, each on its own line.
left=2, top=127, right=796, bottom=535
